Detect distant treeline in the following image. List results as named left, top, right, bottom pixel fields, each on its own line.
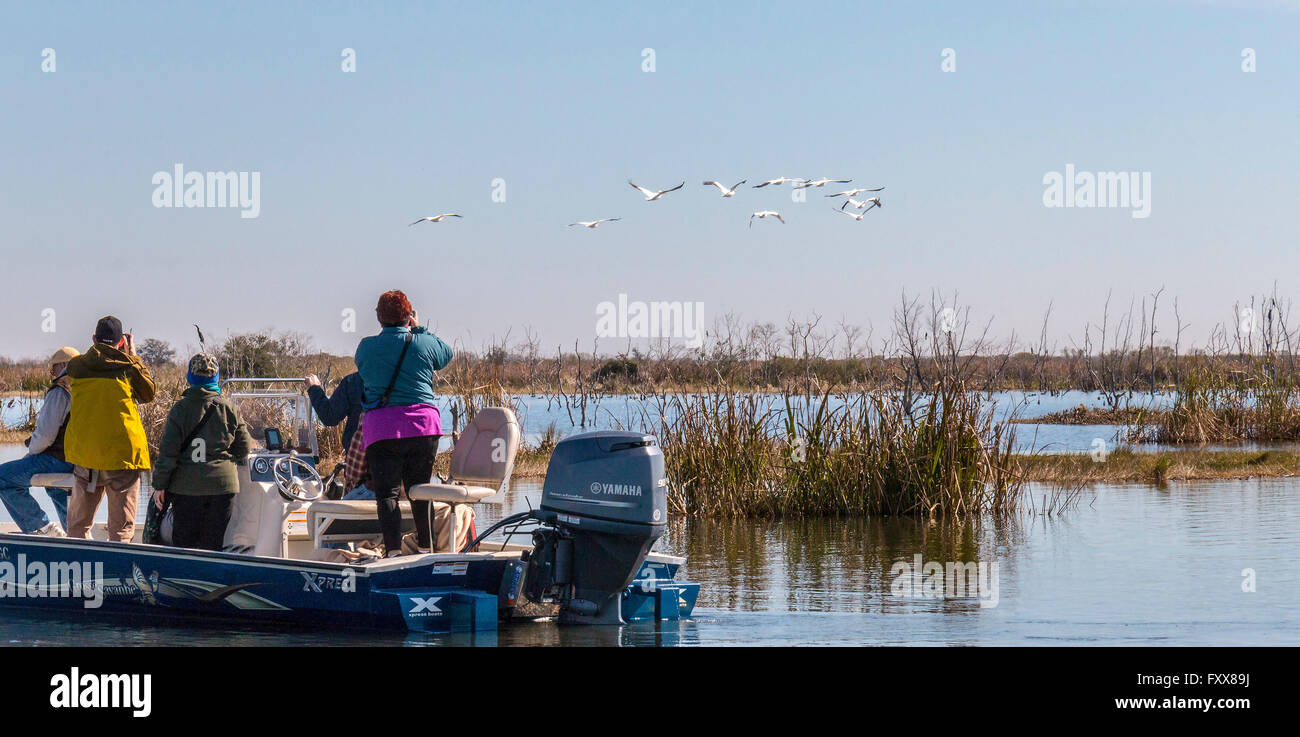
left=4, top=289, right=1300, bottom=400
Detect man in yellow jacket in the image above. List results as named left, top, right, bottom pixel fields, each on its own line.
left=65, top=316, right=156, bottom=541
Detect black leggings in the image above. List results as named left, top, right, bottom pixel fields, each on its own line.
left=366, top=435, right=438, bottom=552
left=170, top=493, right=235, bottom=551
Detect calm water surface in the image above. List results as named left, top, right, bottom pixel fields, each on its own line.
left=2, top=435, right=1295, bottom=645
left=3, top=389, right=1177, bottom=454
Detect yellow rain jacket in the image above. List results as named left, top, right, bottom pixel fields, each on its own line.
left=65, top=343, right=157, bottom=470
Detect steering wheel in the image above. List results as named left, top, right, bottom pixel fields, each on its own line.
left=273, top=452, right=323, bottom=503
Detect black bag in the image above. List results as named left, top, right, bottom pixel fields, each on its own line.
left=144, top=401, right=219, bottom=545
left=142, top=493, right=170, bottom=545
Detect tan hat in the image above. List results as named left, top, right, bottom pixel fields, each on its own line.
left=48, top=346, right=79, bottom=366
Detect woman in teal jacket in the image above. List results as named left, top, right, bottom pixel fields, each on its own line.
left=354, top=290, right=453, bottom=555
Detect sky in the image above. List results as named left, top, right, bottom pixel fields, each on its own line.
left=2, top=0, right=1298, bottom=361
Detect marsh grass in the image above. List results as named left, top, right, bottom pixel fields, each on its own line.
left=1013, top=446, right=1300, bottom=484
left=641, top=374, right=1025, bottom=519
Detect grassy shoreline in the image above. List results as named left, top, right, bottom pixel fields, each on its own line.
left=1013, top=448, right=1300, bottom=484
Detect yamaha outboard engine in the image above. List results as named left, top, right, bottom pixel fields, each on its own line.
left=522, top=430, right=666, bottom=624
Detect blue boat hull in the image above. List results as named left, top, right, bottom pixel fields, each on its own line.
left=0, top=534, right=697, bottom=633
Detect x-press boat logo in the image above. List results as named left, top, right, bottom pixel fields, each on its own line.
left=408, top=596, right=443, bottom=617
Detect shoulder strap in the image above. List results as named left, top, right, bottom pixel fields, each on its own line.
left=375, top=332, right=414, bottom=409
left=179, top=401, right=221, bottom=452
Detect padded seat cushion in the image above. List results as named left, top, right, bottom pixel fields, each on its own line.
left=309, top=500, right=412, bottom=517
left=30, top=473, right=76, bottom=489
left=408, top=483, right=496, bottom=504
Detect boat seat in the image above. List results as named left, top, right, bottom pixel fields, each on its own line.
left=30, top=473, right=75, bottom=490
left=410, top=406, right=520, bottom=553
left=409, top=484, right=497, bottom=504
left=307, top=499, right=472, bottom=552
left=309, top=500, right=416, bottom=545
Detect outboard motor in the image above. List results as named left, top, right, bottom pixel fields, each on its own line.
left=522, top=430, right=667, bottom=624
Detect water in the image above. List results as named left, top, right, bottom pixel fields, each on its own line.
left=5, top=388, right=1227, bottom=457
left=2, top=445, right=1296, bottom=645
left=1, top=389, right=1170, bottom=455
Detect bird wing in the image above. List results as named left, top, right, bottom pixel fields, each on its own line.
left=774, top=213, right=785, bottom=223
left=731, top=180, right=746, bottom=190
left=604, top=218, right=621, bottom=223
left=863, top=186, right=885, bottom=192
left=409, top=218, right=427, bottom=226
left=753, top=181, right=771, bottom=188
left=662, top=182, right=685, bottom=194
left=442, top=213, right=463, bottom=218
left=703, top=181, right=724, bottom=192
left=629, top=181, right=655, bottom=197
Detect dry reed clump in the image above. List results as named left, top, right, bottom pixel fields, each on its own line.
left=1130, top=366, right=1300, bottom=445
left=643, top=376, right=1025, bottom=519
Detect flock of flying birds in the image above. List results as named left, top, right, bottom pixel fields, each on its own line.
left=407, top=177, right=884, bottom=230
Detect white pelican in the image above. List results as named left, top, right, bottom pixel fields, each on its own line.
left=703, top=180, right=746, bottom=197
left=826, top=187, right=885, bottom=198
left=752, top=177, right=807, bottom=188
left=841, top=197, right=882, bottom=211
left=749, top=210, right=785, bottom=227
left=629, top=180, right=685, bottom=201
left=834, top=206, right=873, bottom=221
left=408, top=213, right=463, bottom=225
left=794, top=178, right=851, bottom=189
left=568, top=218, right=621, bottom=229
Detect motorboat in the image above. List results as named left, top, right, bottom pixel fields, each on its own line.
left=0, top=378, right=698, bottom=632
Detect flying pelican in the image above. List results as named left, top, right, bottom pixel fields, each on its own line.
left=841, top=197, right=882, bottom=211
left=628, top=181, right=685, bottom=201
left=703, top=180, right=746, bottom=197
left=568, top=218, right=621, bottom=229
left=752, top=177, right=807, bottom=188
left=409, top=214, right=463, bottom=225
left=749, top=210, right=785, bottom=227
left=795, top=178, right=852, bottom=189
left=834, top=206, right=873, bottom=221
left=826, top=187, right=885, bottom=198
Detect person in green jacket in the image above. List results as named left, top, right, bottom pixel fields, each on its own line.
left=152, top=354, right=253, bottom=551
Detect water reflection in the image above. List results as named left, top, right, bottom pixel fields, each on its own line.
left=2, top=452, right=1297, bottom=645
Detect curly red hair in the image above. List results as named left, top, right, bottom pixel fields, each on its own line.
left=376, top=290, right=412, bottom=327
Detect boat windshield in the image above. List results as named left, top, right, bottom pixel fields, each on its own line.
left=222, top=378, right=319, bottom=457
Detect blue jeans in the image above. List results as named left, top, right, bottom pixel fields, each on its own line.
left=342, top=484, right=374, bottom=500
left=0, top=453, right=72, bottom=533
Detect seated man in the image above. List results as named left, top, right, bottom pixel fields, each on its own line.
left=0, top=347, right=79, bottom=535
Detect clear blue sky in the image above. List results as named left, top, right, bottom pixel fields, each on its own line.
left=2, top=0, right=1297, bottom=360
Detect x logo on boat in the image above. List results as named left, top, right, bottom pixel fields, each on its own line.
left=300, top=572, right=322, bottom=593
left=409, top=596, right=442, bottom=614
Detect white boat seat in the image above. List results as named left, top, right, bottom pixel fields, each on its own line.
left=408, top=484, right=496, bottom=504
left=308, top=500, right=416, bottom=544
left=30, top=473, right=75, bottom=490
left=409, top=406, right=520, bottom=553
left=307, top=499, right=471, bottom=552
